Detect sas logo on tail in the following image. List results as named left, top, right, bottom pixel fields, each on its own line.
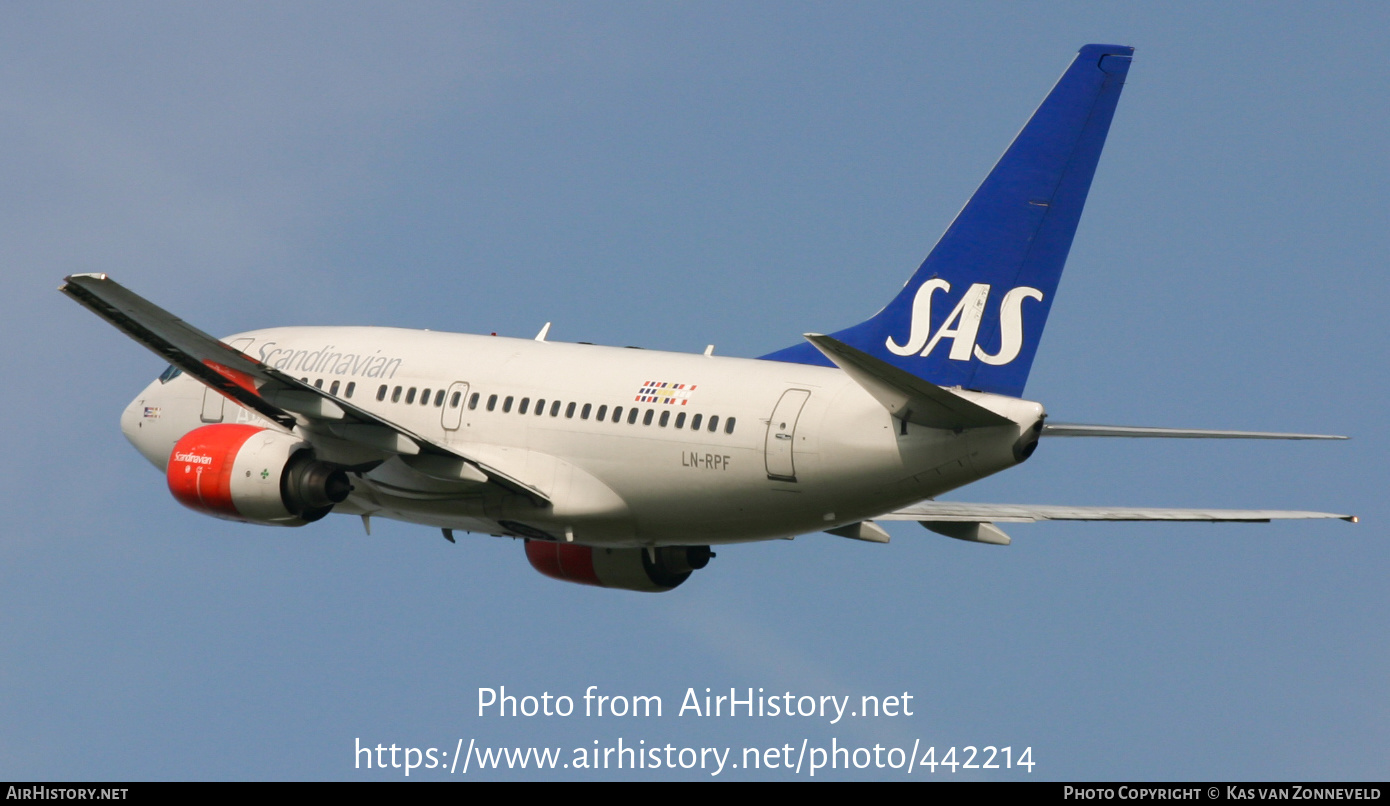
left=886, top=279, right=1043, bottom=365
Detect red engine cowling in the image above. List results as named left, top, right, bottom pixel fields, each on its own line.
left=524, top=540, right=712, bottom=592
left=167, top=424, right=351, bottom=526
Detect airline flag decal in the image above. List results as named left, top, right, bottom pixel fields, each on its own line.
left=636, top=381, right=697, bottom=405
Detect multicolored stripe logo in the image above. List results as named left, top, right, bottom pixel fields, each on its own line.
left=636, top=381, right=696, bottom=406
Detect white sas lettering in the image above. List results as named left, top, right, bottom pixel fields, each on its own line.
left=884, top=280, right=1044, bottom=365
left=973, top=285, right=1044, bottom=365
left=920, top=282, right=990, bottom=360
left=886, top=278, right=950, bottom=356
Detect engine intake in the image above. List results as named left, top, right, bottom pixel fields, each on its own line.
left=167, top=424, right=350, bottom=526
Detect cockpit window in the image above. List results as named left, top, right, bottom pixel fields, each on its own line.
left=157, top=365, right=183, bottom=384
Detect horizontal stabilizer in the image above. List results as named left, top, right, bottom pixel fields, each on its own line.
left=882, top=501, right=1356, bottom=523
left=1042, top=423, right=1347, bottom=440
left=804, top=333, right=1012, bottom=430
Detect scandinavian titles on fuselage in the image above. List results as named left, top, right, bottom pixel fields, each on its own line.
left=257, top=342, right=403, bottom=380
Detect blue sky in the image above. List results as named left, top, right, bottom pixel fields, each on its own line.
left=2, top=3, right=1385, bottom=780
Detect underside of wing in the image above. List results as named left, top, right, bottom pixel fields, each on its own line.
left=881, top=501, right=1357, bottom=523
left=1042, top=423, right=1347, bottom=440
left=60, top=273, right=550, bottom=505
left=876, top=500, right=1356, bottom=547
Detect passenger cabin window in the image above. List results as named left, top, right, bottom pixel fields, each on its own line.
left=611, top=406, right=622, bottom=423
left=406, top=388, right=416, bottom=404
left=487, top=394, right=498, bottom=411
left=659, top=411, right=670, bottom=427
left=391, top=386, right=402, bottom=403
left=581, top=403, right=591, bottom=420
left=503, top=396, right=513, bottom=413
left=565, top=402, right=576, bottom=419
left=377, top=385, right=388, bottom=401
left=469, top=393, right=480, bottom=410
left=420, top=388, right=431, bottom=406
left=627, top=408, right=638, bottom=424
left=314, top=379, right=324, bottom=389
left=433, top=389, right=443, bottom=407
left=643, top=409, right=654, bottom=426
left=520, top=398, right=530, bottom=415
left=450, top=391, right=462, bottom=408
left=329, top=380, right=340, bottom=395
left=708, top=415, right=719, bottom=432
left=550, top=401, right=561, bottom=417
left=675, top=412, right=686, bottom=429
left=535, top=399, right=546, bottom=416
left=691, top=413, right=703, bottom=431
left=725, top=417, right=736, bottom=434
left=596, top=405, right=607, bottom=421
left=346, top=382, right=355, bottom=398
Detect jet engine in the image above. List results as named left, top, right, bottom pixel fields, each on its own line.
left=166, top=424, right=351, bottom=526
left=524, top=540, right=713, bottom=592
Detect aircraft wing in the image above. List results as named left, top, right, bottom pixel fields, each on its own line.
left=881, top=501, right=1356, bottom=523
left=60, top=273, right=550, bottom=505
left=1042, top=423, right=1347, bottom=439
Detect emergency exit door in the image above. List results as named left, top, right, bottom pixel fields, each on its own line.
left=441, top=381, right=471, bottom=430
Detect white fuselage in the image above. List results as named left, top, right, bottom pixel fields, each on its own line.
left=122, top=327, right=1044, bottom=547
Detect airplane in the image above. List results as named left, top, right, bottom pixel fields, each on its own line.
left=62, top=44, right=1353, bottom=593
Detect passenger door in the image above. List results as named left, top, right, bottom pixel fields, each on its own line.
left=764, top=389, right=810, bottom=481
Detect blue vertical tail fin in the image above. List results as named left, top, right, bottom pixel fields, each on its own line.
left=762, top=44, right=1132, bottom=398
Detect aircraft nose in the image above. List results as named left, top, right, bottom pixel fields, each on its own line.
left=121, top=383, right=171, bottom=471
left=120, top=395, right=142, bottom=442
